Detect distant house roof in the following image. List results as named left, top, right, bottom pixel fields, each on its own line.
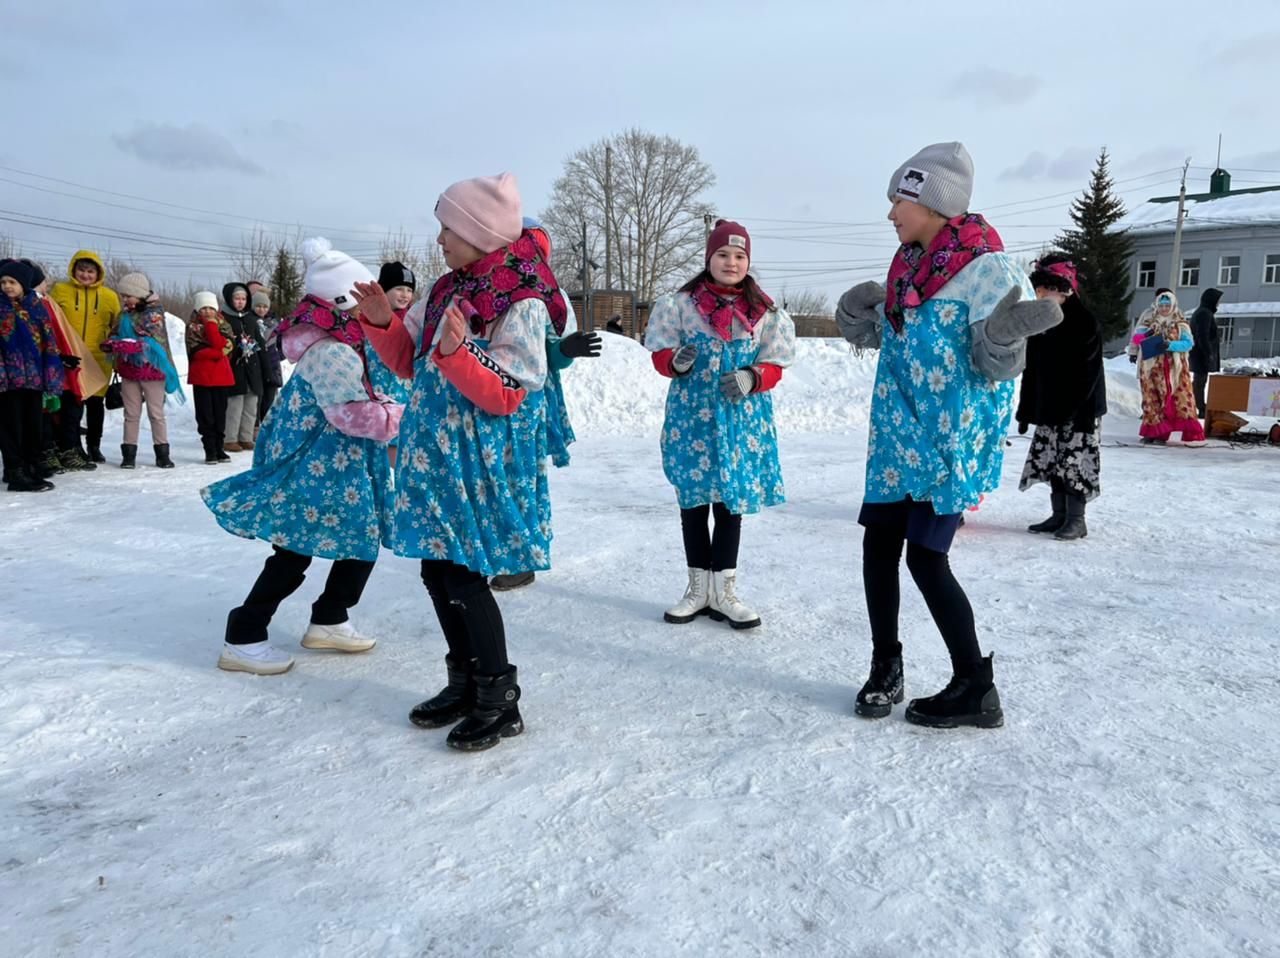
left=1116, top=183, right=1280, bottom=236
left=1218, top=301, right=1280, bottom=316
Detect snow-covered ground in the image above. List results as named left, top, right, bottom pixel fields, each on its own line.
left=3, top=338, right=1278, bottom=957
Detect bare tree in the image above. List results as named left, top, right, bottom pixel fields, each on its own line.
left=541, top=129, right=716, bottom=301
left=0, top=233, right=19, bottom=260
left=103, top=255, right=144, bottom=290
left=378, top=228, right=446, bottom=288
left=230, top=225, right=288, bottom=284
left=775, top=287, right=831, bottom=317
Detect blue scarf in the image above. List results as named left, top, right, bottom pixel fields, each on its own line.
left=120, top=308, right=185, bottom=402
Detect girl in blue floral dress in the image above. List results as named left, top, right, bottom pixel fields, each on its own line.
left=353, top=173, right=567, bottom=751
left=203, top=238, right=404, bottom=676
left=834, top=142, right=1062, bottom=729
left=646, top=220, right=796, bottom=632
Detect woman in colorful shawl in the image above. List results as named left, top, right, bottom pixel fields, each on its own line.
left=1131, top=289, right=1206, bottom=446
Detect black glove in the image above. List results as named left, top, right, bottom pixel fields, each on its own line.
left=559, top=331, right=602, bottom=359
left=1128, top=353, right=1138, bottom=364
left=719, top=367, right=758, bottom=402
left=61, top=355, right=81, bottom=369
left=1017, top=421, right=1028, bottom=435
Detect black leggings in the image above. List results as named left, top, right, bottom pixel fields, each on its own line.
left=193, top=385, right=228, bottom=452
left=862, top=523, right=982, bottom=671
left=0, top=389, right=44, bottom=475
left=680, top=502, right=742, bottom=571
left=81, top=395, right=104, bottom=448
left=225, top=547, right=375, bottom=645
left=420, top=560, right=508, bottom=675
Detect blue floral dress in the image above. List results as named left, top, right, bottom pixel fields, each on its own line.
left=646, top=292, right=796, bottom=514
left=367, top=339, right=413, bottom=406
left=201, top=337, right=393, bottom=562
left=864, top=252, right=1033, bottom=516
left=388, top=298, right=551, bottom=576
left=543, top=299, right=579, bottom=467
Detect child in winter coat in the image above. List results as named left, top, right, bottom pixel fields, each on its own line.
left=221, top=282, right=268, bottom=452
left=25, top=260, right=103, bottom=473
left=834, top=142, right=1062, bottom=729
left=187, top=293, right=235, bottom=463
left=1016, top=255, right=1107, bottom=541
left=372, top=261, right=417, bottom=468
left=203, top=239, right=404, bottom=676
left=1132, top=290, right=1206, bottom=446
left=1, top=259, right=65, bottom=492
left=352, top=172, right=563, bottom=751
left=489, top=217, right=602, bottom=592
left=252, top=291, right=285, bottom=423
left=646, top=220, right=796, bottom=630
left=49, top=250, right=118, bottom=462
left=103, top=272, right=183, bottom=469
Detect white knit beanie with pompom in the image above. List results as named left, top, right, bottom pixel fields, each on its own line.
left=301, top=237, right=374, bottom=313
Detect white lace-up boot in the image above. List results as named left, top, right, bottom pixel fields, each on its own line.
left=663, top=568, right=712, bottom=624
left=218, top=641, right=295, bottom=675
left=708, top=568, right=761, bottom=630
left=301, top=620, right=377, bottom=653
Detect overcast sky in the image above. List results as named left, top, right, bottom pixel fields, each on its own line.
left=5, top=0, right=1278, bottom=304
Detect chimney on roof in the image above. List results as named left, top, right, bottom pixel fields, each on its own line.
left=1209, top=167, right=1231, bottom=196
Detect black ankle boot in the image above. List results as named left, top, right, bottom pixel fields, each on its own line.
left=447, top=666, right=523, bottom=751
left=87, top=443, right=106, bottom=463
left=1054, top=494, right=1087, bottom=540
left=905, top=654, right=1003, bottom=729
left=120, top=443, right=137, bottom=469
left=410, top=655, right=477, bottom=728
left=855, top=654, right=904, bottom=718
left=6, top=465, right=54, bottom=492
left=154, top=443, right=175, bottom=468
left=1027, top=483, right=1066, bottom=533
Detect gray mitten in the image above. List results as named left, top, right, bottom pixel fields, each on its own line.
left=719, top=367, right=757, bottom=402
left=671, top=343, right=698, bottom=375
left=835, top=281, right=886, bottom=349
left=985, top=288, right=1063, bottom=345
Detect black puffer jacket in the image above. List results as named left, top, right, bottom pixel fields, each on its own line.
left=1016, top=296, right=1108, bottom=432
left=221, top=282, right=268, bottom=396
left=1188, top=287, right=1222, bottom=375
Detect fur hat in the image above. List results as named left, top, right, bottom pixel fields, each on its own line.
left=705, top=220, right=751, bottom=266
left=194, top=291, right=219, bottom=312
left=300, top=237, right=374, bottom=313
left=377, top=261, right=416, bottom=293
left=0, top=258, right=33, bottom=293
left=435, top=173, right=522, bottom=254
left=116, top=272, right=152, bottom=300
left=887, top=142, right=974, bottom=218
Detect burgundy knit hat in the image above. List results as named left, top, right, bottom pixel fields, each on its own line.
left=705, top=219, right=750, bottom=266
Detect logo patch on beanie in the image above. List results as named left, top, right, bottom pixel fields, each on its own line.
left=897, top=168, right=928, bottom=200
left=727, top=235, right=746, bottom=249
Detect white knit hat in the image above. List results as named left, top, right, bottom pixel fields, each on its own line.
left=194, top=291, right=218, bottom=312
left=301, top=237, right=374, bottom=313
left=116, top=271, right=152, bottom=299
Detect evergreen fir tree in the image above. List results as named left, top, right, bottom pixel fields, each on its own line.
left=1054, top=148, right=1136, bottom=340
left=267, top=245, right=304, bottom=319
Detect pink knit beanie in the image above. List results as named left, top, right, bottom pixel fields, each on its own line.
left=435, top=173, right=523, bottom=254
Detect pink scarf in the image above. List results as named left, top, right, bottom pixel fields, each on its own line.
left=690, top=280, right=772, bottom=341
left=884, top=214, right=1003, bottom=333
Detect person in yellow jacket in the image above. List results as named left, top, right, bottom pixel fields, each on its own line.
left=50, top=250, right=119, bottom=462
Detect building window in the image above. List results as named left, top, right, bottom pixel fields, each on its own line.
left=1136, top=260, right=1156, bottom=288
left=1179, top=257, right=1200, bottom=288
left=1265, top=254, right=1280, bottom=285
left=1218, top=316, right=1233, bottom=345
left=1219, top=255, right=1240, bottom=286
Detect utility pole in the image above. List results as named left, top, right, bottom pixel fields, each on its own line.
left=1169, top=157, right=1191, bottom=290
left=581, top=221, right=591, bottom=327
left=604, top=145, right=613, bottom=290
left=703, top=212, right=713, bottom=242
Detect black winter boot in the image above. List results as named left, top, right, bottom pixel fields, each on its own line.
left=854, top=655, right=904, bottom=718
left=446, top=666, right=523, bottom=751
left=216, top=440, right=230, bottom=463
left=120, top=443, right=137, bottom=469
left=87, top=443, right=106, bottom=463
left=6, top=465, right=54, bottom=492
left=490, top=571, right=536, bottom=591
left=1027, top=481, right=1066, bottom=533
left=154, top=443, right=175, bottom=469
left=1054, top=494, right=1087, bottom=541
left=410, top=655, right=478, bottom=728
left=42, top=446, right=66, bottom=475
left=905, top=654, right=1003, bottom=728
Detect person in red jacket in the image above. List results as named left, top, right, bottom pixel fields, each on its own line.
left=187, top=291, right=235, bottom=464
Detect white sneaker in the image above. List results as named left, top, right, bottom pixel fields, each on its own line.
left=708, top=569, right=761, bottom=630
left=301, top=620, right=376, bottom=653
left=218, top=641, right=295, bottom=675
left=664, top=568, right=711, bottom=623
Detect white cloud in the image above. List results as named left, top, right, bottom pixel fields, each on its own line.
left=113, top=123, right=264, bottom=176
left=1000, top=148, right=1096, bottom=182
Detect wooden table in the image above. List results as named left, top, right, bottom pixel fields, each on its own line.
left=1206, top=374, right=1280, bottom=437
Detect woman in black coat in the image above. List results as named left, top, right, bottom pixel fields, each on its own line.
left=1015, top=254, right=1107, bottom=541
